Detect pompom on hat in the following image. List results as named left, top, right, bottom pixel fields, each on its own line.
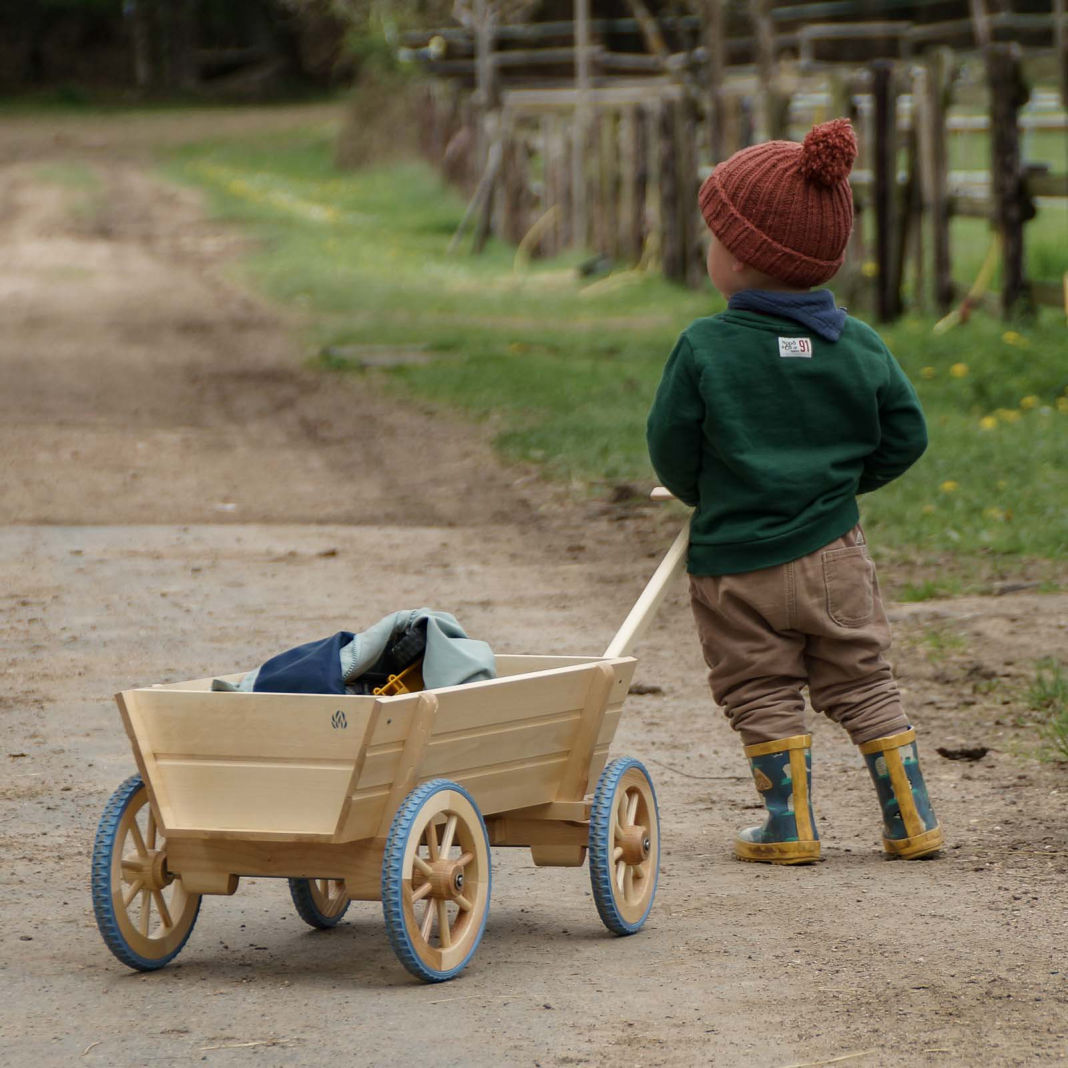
left=698, top=118, right=858, bottom=288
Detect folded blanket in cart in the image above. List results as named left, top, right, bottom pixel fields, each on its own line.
left=212, top=608, right=495, bottom=695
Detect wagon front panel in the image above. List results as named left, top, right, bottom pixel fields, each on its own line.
left=118, top=687, right=376, bottom=839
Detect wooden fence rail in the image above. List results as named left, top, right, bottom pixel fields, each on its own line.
left=419, top=44, right=1067, bottom=320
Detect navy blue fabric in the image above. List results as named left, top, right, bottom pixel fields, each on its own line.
left=253, top=631, right=355, bottom=694
left=727, top=288, right=846, bottom=342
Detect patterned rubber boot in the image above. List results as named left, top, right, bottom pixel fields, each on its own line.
left=735, top=734, right=820, bottom=865
left=860, top=727, right=943, bottom=859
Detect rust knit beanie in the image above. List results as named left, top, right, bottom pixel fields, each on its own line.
left=698, top=118, right=858, bottom=288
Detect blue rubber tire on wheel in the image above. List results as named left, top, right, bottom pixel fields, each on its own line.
left=588, top=757, right=660, bottom=935
left=381, top=779, right=491, bottom=983
left=288, top=878, right=350, bottom=929
left=91, top=774, right=202, bottom=971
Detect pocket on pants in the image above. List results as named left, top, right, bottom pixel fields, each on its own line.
left=822, top=545, right=875, bottom=628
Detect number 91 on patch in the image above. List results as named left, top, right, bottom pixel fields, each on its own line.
left=778, top=336, right=813, bottom=358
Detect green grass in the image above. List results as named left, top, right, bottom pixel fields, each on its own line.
left=1028, top=658, right=1068, bottom=761
left=165, top=120, right=1067, bottom=589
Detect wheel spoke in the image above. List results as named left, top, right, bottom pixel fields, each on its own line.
left=419, top=900, right=436, bottom=942
left=424, top=821, right=440, bottom=862
left=152, top=890, right=173, bottom=930
left=626, top=790, right=640, bottom=826
left=439, top=814, right=458, bottom=855
left=139, top=889, right=151, bottom=936
left=455, top=851, right=474, bottom=869
left=122, top=878, right=144, bottom=907
left=437, top=901, right=451, bottom=949
left=411, top=881, right=432, bottom=903
left=146, top=810, right=158, bottom=850
left=454, top=893, right=473, bottom=912
left=128, top=819, right=148, bottom=858
left=623, top=865, right=635, bottom=902
left=413, top=855, right=434, bottom=878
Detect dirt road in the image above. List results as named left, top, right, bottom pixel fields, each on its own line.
left=1, top=109, right=1066, bottom=1067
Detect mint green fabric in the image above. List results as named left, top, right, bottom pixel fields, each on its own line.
left=646, top=308, right=927, bottom=575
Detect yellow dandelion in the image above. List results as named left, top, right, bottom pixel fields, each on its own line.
left=921, top=366, right=936, bottom=380
left=861, top=261, right=878, bottom=279
left=940, top=480, right=959, bottom=493
left=1019, top=395, right=1039, bottom=410
left=1000, top=409, right=1022, bottom=423
left=1057, top=396, right=1068, bottom=413
left=922, top=503, right=936, bottom=515
left=1001, top=330, right=1027, bottom=347
left=983, top=507, right=1007, bottom=522
left=979, top=415, right=998, bottom=430
left=949, top=363, right=969, bottom=378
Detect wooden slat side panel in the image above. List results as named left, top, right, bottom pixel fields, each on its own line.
left=420, top=711, right=580, bottom=780
left=335, top=788, right=391, bottom=842
left=121, top=689, right=373, bottom=762
left=361, top=663, right=598, bottom=751
left=451, top=755, right=570, bottom=815
left=155, top=761, right=352, bottom=836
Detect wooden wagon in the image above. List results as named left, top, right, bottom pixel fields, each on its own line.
left=91, top=511, right=688, bottom=983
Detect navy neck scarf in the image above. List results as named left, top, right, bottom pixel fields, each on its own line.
left=728, top=288, right=847, bottom=342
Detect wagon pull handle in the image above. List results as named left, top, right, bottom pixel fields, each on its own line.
left=603, top=488, right=689, bottom=659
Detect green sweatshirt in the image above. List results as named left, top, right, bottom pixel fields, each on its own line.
left=646, top=308, right=927, bottom=575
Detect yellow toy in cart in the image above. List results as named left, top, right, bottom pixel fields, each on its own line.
left=90, top=502, right=689, bottom=982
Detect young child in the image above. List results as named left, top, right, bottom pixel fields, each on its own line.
left=646, top=118, right=942, bottom=864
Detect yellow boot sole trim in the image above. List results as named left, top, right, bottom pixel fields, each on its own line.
left=884, top=826, right=944, bottom=859
left=735, top=838, right=821, bottom=865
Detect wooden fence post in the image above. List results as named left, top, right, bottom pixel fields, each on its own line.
left=986, top=42, right=1030, bottom=316
left=1056, top=0, right=1068, bottom=111
left=659, top=99, right=685, bottom=281
left=619, top=105, right=643, bottom=263
left=572, top=0, right=592, bottom=251
left=871, top=59, right=903, bottom=321
left=916, top=48, right=954, bottom=313
left=750, top=0, right=789, bottom=141
left=700, top=0, right=728, bottom=162
left=680, top=95, right=704, bottom=287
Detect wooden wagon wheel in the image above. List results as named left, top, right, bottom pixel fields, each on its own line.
left=91, top=775, right=202, bottom=970
left=588, top=757, right=660, bottom=935
left=288, top=878, right=351, bottom=929
left=381, top=779, right=491, bottom=983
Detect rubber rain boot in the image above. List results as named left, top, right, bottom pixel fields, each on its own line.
left=735, top=734, right=820, bottom=864
left=860, top=727, right=943, bottom=859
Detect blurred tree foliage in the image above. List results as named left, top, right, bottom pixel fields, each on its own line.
left=0, top=0, right=355, bottom=92
left=283, top=0, right=454, bottom=72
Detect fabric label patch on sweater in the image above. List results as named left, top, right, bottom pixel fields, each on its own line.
left=778, top=336, right=813, bottom=358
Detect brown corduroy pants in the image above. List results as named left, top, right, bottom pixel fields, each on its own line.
left=689, top=526, right=910, bottom=746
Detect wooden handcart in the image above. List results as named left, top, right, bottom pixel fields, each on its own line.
left=91, top=514, right=689, bottom=983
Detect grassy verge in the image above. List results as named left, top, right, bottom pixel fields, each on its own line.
left=165, top=118, right=1066, bottom=595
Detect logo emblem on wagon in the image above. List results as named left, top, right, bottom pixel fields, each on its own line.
left=331, top=709, right=347, bottom=729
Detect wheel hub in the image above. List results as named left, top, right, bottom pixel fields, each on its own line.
left=122, top=849, right=174, bottom=891
left=619, top=825, right=650, bottom=865
left=425, top=859, right=467, bottom=901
